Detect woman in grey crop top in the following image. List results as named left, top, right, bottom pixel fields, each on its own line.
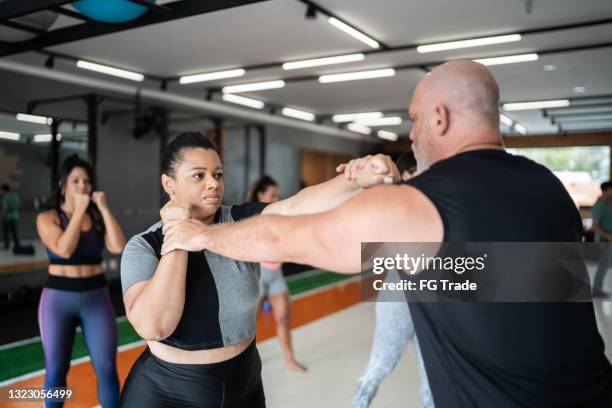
left=119, top=132, right=398, bottom=408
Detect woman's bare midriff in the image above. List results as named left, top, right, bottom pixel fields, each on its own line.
left=48, top=264, right=104, bottom=278
left=148, top=336, right=254, bottom=364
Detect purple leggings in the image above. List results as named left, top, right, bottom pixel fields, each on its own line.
left=38, top=284, right=119, bottom=408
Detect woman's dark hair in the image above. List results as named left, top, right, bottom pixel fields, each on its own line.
left=52, top=154, right=105, bottom=234
left=395, top=152, right=417, bottom=175
left=247, top=176, right=278, bottom=203
left=161, top=131, right=218, bottom=177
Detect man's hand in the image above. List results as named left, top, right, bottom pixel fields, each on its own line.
left=161, top=219, right=207, bottom=255
left=337, top=154, right=400, bottom=188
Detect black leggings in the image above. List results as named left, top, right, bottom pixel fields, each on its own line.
left=120, top=341, right=265, bottom=408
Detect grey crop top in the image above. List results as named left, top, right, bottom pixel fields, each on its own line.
left=120, top=202, right=267, bottom=350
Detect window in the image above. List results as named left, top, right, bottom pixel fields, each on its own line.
left=507, top=146, right=610, bottom=207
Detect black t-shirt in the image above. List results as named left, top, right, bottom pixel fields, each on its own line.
left=405, top=149, right=612, bottom=407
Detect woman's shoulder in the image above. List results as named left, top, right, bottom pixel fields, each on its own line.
left=37, top=208, right=60, bottom=224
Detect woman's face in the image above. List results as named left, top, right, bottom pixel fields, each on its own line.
left=165, top=148, right=224, bottom=220
left=63, top=167, right=92, bottom=200
left=257, top=185, right=279, bottom=203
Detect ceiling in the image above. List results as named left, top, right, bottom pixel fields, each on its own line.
left=1, top=0, right=612, bottom=140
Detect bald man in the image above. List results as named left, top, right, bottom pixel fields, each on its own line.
left=161, top=60, right=612, bottom=406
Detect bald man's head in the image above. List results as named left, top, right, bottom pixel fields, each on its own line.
left=409, top=60, right=502, bottom=171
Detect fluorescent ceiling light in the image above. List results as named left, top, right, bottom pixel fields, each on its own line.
left=34, top=133, right=62, bottom=143
left=499, top=114, right=514, bottom=127
left=319, top=68, right=395, bottom=83
left=514, top=123, right=528, bottom=135
left=179, top=69, right=245, bottom=84
left=332, top=112, right=383, bottom=123
left=503, top=99, right=570, bottom=111
left=327, top=17, right=379, bottom=49
left=222, top=80, right=285, bottom=93
left=355, top=116, right=402, bottom=126
left=474, top=53, right=538, bottom=66
left=0, top=131, right=20, bottom=141
left=377, top=130, right=398, bottom=141
left=16, top=113, right=52, bottom=125
left=347, top=123, right=372, bottom=135
left=281, top=107, right=315, bottom=122
left=282, top=53, right=365, bottom=70
left=573, top=86, right=586, bottom=94
left=417, top=34, right=521, bottom=53
left=76, top=60, right=144, bottom=81
left=221, top=93, right=265, bottom=109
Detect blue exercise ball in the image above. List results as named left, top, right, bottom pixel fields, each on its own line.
left=73, top=0, right=157, bottom=24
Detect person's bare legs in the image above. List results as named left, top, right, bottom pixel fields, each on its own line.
left=268, top=291, right=306, bottom=372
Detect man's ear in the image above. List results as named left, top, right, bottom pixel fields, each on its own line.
left=434, top=103, right=450, bottom=136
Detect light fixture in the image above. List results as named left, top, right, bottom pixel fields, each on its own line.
left=0, top=131, right=20, bottom=141
left=417, top=34, right=522, bottom=53
left=34, top=133, right=62, bottom=143
left=319, top=68, right=395, bottom=83
left=474, top=53, right=538, bottom=66
left=16, top=113, right=52, bottom=125
left=327, top=17, right=380, bottom=49
left=377, top=130, right=398, bottom=141
left=332, top=112, right=383, bottom=123
left=282, top=53, right=365, bottom=70
left=503, top=99, right=570, bottom=111
left=281, top=107, right=315, bottom=122
left=179, top=69, right=246, bottom=85
left=514, top=123, right=527, bottom=135
left=573, top=86, right=586, bottom=94
left=76, top=60, right=144, bottom=81
left=499, top=114, right=514, bottom=127
left=222, top=80, right=285, bottom=93
left=347, top=123, right=372, bottom=135
left=543, top=64, right=557, bottom=72
left=221, top=93, right=265, bottom=109
left=355, top=116, right=402, bottom=126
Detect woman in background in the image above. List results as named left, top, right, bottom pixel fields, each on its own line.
left=248, top=176, right=306, bottom=373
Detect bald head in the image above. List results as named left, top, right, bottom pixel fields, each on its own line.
left=419, top=60, right=500, bottom=126
left=408, top=60, right=503, bottom=171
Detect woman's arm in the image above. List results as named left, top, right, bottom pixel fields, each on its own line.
left=123, top=200, right=191, bottom=341
left=92, top=192, right=126, bottom=254
left=123, top=249, right=188, bottom=341
left=36, top=195, right=90, bottom=258
left=264, top=154, right=399, bottom=216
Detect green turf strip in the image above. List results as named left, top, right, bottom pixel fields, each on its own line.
left=0, top=270, right=353, bottom=382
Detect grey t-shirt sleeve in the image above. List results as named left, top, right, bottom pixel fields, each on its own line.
left=120, top=235, right=160, bottom=294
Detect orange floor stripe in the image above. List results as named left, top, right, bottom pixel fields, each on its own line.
left=0, top=279, right=363, bottom=408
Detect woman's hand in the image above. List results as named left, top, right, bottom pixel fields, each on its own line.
left=92, top=191, right=109, bottom=211
left=160, top=200, right=191, bottom=224
left=73, top=193, right=91, bottom=215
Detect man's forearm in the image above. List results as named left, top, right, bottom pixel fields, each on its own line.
left=279, top=175, right=360, bottom=215
left=200, top=214, right=301, bottom=264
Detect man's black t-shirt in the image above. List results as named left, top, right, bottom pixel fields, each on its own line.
left=405, top=149, right=612, bottom=407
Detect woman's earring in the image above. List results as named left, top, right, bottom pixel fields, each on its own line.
left=170, top=188, right=174, bottom=195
